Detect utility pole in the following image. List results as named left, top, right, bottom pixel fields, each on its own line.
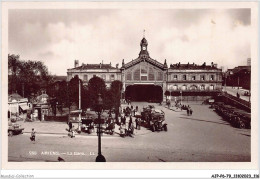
left=237, top=76, right=240, bottom=89
left=67, top=82, right=70, bottom=124
left=78, top=79, right=81, bottom=131
left=22, top=83, right=24, bottom=97
left=224, top=73, right=227, bottom=92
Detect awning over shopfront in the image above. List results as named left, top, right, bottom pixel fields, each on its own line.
left=19, top=103, right=30, bottom=111
left=9, top=106, right=18, bottom=113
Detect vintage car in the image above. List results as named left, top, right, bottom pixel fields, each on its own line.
left=8, top=121, right=24, bottom=137
left=141, top=105, right=155, bottom=122
left=81, top=118, right=95, bottom=134
left=213, top=103, right=251, bottom=129
left=149, top=109, right=167, bottom=132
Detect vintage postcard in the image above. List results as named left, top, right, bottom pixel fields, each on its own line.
left=1, top=1, right=259, bottom=172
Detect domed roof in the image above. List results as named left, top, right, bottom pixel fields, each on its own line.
left=140, top=37, right=148, bottom=45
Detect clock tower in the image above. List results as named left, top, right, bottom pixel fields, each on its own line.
left=139, top=37, right=149, bottom=58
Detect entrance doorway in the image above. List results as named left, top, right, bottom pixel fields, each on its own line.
left=125, top=85, right=163, bottom=102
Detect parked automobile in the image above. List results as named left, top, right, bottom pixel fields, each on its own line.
left=8, top=121, right=24, bottom=137
left=213, top=103, right=251, bottom=129
left=81, top=118, right=95, bottom=134
left=149, top=109, right=167, bottom=132
left=244, top=91, right=251, bottom=96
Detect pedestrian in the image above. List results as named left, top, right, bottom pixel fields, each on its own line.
left=135, top=118, right=138, bottom=129
left=187, top=108, right=189, bottom=116
left=30, top=128, right=36, bottom=141
left=122, top=115, right=126, bottom=125
left=136, top=106, right=138, bottom=112
left=68, top=121, right=72, bottom=132
left=132, top=109, right=136, bottom=116
left=108, top=110, right=112, bottom=118
left=119, top=124, right=125, bottom=137
left=190, top=108, right=193, bottom=116
left=135, top=118, right=141, bottom=130
left=128, top=116, right=133, bottom=131
left=71, top=125, right=75, bottom=138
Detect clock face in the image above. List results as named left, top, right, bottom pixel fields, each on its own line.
left=142, top=46, right=146, bottom=50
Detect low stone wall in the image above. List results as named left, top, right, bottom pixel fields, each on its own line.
left=44, top=115, right=68, bottom=122
left=169, top=96, right=212, bottom=102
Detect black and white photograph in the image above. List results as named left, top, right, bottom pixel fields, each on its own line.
left=1, top=1, right=259, bottom=175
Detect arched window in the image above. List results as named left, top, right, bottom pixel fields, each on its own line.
left=190, top=85, right=197, bottom=90
left=182, top=85, right=187, bottom=91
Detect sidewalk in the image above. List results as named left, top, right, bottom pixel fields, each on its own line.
left=16, top=119, right=151, bottom=138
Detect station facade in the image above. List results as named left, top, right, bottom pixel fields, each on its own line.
left=67, top=37, right=222, bottom=102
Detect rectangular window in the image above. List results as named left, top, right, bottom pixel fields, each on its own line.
left=148, top=73, right=154, bottom=81
left=110, top=74, right=115, bottom=81
left=157, top=72, right=163, bottom=81
left=173, top=75, right=178, bottom=80
left=192, top=76, right=196, bottom=81
left=182, top=75, right=186, bottom=81
left=83, top=75, right=88, bottom=81
left=141, top=76, right=147, bottom=81
left=210, top=75, right=214, bottom=81
left=141, top=68, right=148, bottom=81
left=134, top=69, right=140, bottom=81
left=127, top=73, right=132, bottom=81
left=141, top=69, right=147, bottom=74
left=101, top=74, right=106, bottom=81
left=200, top=75, right=205, bottom=81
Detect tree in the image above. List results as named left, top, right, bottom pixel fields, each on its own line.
left=87, top=76, right=107, bottom=109
left=8, top=54, right=54, bottom=98
left=68, top=75, right=83, bottom=109
left=8, top=54, right=22, bottom=94
left=110, top=80, right=123, bottom=121
left=81, top=85, right=91, bottom=110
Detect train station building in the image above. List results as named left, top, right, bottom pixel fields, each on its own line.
left=67, top=37, right=222, bottom=102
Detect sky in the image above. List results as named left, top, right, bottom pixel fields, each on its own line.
left=9, top=9, right=251, bottom=76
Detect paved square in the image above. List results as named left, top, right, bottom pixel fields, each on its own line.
left=8, top=102, right=250, bottom=162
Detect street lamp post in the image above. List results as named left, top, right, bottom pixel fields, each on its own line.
left=78, top=79, right=81, bottom=131
left=95, top=93, right=106, bottom=162
left=224, top=73, right=227, bottom=92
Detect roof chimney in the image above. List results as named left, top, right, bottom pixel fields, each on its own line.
left=122, top=59, right=125, bottom=68
left=100, top=63, right=102, bottom=68
left=74, top=60, right=79, bottom=68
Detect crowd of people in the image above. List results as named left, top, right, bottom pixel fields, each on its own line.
left=119, top=104, right=142, bottom=137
